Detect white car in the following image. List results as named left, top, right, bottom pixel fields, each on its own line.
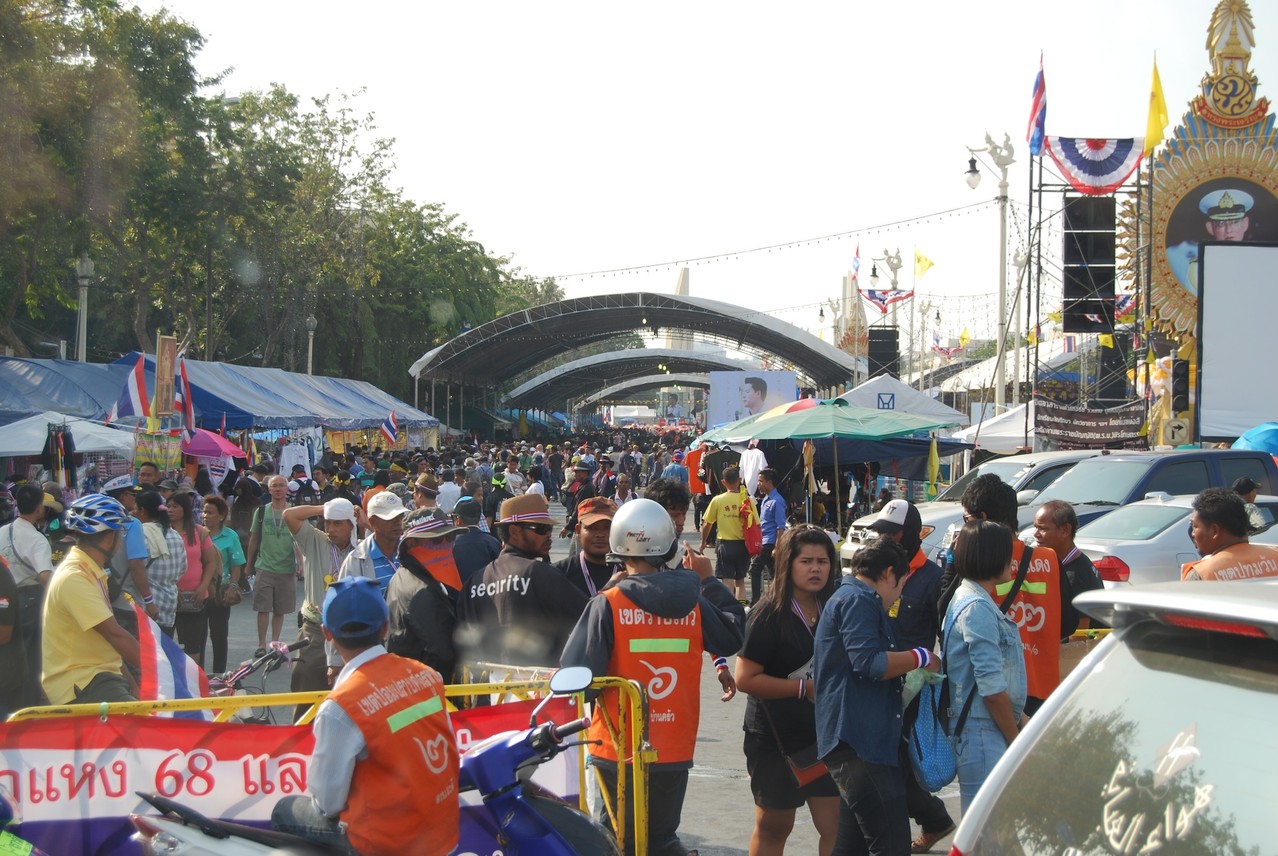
left=841, top=450, right=1101, bottom=572
left=1075, top=493, right=1278, bottom=587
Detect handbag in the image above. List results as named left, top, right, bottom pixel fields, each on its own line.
left=220, top=579, right=243, bottom=606
left=760, top=701, right=829, bottom=787
left=176, top=590, right=205, bottom=613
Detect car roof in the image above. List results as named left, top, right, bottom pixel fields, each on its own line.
left=979, top=449, right=1100, bottom=465
left=1071, top=448, right=1268, bottom=464
left=1076, top=578, right=1278, bottom=637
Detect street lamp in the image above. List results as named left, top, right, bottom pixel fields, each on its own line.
left=965, top=133, right=1016, bottom=409
left=305, top=313, right=317, bottom=375
left=74, top=254, right=94, bottom=362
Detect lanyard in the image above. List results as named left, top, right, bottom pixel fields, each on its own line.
left=579, top=552, right=617, bottom=597
left=790, top=596, right=822, bottom=637
left=1061, top=546, right=1080, bottom=566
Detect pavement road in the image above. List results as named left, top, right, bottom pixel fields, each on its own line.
left=216, top=498, right=960, bottom=853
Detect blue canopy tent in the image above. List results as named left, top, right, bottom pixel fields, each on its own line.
left=0, top=359, right=129, bottom=426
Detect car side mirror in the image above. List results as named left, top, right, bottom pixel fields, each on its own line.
left=1016, top=489, right=1039, bottom=506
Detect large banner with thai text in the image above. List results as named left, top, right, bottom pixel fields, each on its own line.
left=0, top=697, right=579, bottom=855
left=1034, top=398, right=1146, bottom=449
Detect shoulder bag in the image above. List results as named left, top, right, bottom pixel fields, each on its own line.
left=759, top=700, right=829, bottom=787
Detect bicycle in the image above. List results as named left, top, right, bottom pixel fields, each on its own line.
left=207, top=639, right=305, bottom=724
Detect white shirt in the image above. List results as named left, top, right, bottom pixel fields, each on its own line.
left=0, top=517, right=54, bottom=587
left=739, top=447, right=769, bottom=497
left=437, top=482, right=463, bottom=513
left=525, top=481, right=546, bottom=497
left=503, top=470, right=527, bottom=495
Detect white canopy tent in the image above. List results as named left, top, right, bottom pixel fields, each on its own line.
left=952, top=402, right=1035, bottom=454
left=837, top=375, right=969, bottom=428
left=0, top=412, right=137, bottom=457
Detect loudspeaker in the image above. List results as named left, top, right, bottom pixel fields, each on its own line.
left=1062, top=196, right=1117, bottom=333
left=867, top=327, right=900, bottom=379
left=1094, top=336, right=1130, bottom=405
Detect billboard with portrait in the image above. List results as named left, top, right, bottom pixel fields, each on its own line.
left=707, top=370, right=798, bottom=427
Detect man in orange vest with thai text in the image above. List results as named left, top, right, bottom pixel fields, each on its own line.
left=1182, top=488, right=1278, bottom=581
left=562, top=498, right=743, bottom=856
left=272, top=576, right=459, bottom=856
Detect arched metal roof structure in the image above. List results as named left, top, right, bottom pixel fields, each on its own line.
left=409, top=292, right=857, bottom=388
left=505, top=349, right=755, bottom=409
left=577, top=373, right=710, bottom=408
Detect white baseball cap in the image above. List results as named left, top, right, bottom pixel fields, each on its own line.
left=868, top=499, right=910, bottom=534
left=323, top=497, right=356, bottom=522
left=366, top=490, right=409, bottom=521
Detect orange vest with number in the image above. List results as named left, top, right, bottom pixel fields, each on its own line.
left=999, top=541, right=1061, bottom=700
left=328, top=652, right=459, bottom=856
left=589, top=587, right=704, bottom=765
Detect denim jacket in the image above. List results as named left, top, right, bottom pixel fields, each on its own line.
left=941, top=578, right=1026, bottom=725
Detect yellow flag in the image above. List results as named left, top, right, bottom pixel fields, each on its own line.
left=1144, top=58, right=1168, bottom=158
left=1027, top=327, right=1038, bottom=346
left=914, top=248, right=934, bottom=278
left=927, top=435, right=940, bottom=498
left=1098, top=333, right=1115, bottom=349
left=1047, top=310, right=1063, bottom=323
left=959, top=327, right=971, bottom=347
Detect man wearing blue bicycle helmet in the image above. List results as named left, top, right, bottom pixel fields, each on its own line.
left=41, top=494, right=141, bottom=705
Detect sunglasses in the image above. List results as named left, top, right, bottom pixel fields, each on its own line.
left=513, top=522, right=554, bottom=535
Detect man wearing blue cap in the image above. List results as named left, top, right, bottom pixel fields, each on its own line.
left=272, top=576, right=459, bottom=856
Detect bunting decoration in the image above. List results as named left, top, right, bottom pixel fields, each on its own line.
left=1115, top=294, right=1137, bottom=321
left=1044, top=136, right=1144, bottom=195
left=860, top=289, right=914, bottom=314
left=931, top=329, right=964, bottom=360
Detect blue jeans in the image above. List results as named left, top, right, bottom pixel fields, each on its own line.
left=954, top=717, right=1009, bottom=813
left=271, top=795, right=356, bottom=853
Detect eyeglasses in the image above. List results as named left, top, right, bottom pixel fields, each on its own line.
left=513, top=522, right=554, bottom=535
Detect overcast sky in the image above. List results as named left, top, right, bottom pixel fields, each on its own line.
left=135, top=0, right=1277, bottom=343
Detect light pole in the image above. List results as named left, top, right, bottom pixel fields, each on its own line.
left=965, top=134, right=1016, bottom=410
left=305, top=313, right=317, bottom=375
left=74, top=254, right=94, bottom=362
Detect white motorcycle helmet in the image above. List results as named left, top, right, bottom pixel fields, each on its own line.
left=607, top=498, right=679, bottom=565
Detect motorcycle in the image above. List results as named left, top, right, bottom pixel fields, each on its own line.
left=130, top=665, right=620, bottom=855
left=208, top=639, right=307, bottom=724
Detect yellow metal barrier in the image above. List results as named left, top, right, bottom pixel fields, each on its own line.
left=7, top=674, right=653, bottom=856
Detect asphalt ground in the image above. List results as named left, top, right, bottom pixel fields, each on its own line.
left=217, top=498, right=960, bottom=854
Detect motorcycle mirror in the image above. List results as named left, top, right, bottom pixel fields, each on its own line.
left=529, top=666, right=595, bottom=727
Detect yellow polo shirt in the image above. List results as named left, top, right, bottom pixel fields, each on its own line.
left=704, top=488, right=747, bottom=541
left=41, top=546, right=121, bottom=704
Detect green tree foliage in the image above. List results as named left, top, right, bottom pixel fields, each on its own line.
left=0, top=1, right=560, bottom=402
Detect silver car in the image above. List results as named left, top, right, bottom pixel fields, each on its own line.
left=1075, top=493, right=1278, bottom=587
left=840, top=450, right=1100, bottom=571
left=949, top=579, right=1278, bottom=855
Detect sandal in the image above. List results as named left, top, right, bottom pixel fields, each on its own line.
left=911, top=822, right=957, bottom=853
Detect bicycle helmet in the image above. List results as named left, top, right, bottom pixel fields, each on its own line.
left=607, top=498, right=678, bottom=563
left=63, top=493, right=130, bottom=535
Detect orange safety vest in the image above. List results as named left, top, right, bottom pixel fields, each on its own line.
left=328, top=653, right=459, bottom=856
left=1181, top=542, right=1278, bottom=581
left=997, top=541, right=1061, bottom=701
left=589, top=587, right=704, bottom=765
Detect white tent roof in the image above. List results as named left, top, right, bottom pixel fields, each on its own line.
left=913, top=336, right=1094, bottom=394
left=837, top=375, right=968, bottom=427
left=952, top=402, right=1034, bottom=453
left=0, top=412, right=137, bottom=456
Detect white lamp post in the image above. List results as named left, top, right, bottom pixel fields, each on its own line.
left=75, top=254, right=94, bottom=362
left=305, top=313, right=317, bottom=375
left=965, top=134, right=1016, bottom=409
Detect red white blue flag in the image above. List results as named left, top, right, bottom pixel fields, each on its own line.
left=1115, top=294, right=1136, bottom=320
left=860, top=289, right=913, bottom=314
left=106, top=354, right=151, bottom=424
left=1027, top=54, right=1046, bottom=157
left=380, top=410, right=398, bottom=446
left=1045, top=137, right=1144, bottom=195
left=851, top=244, right=861, bottom=283
left=174, top=355, right=196, bottom=440
left=133, top=603, right=213, bottom=721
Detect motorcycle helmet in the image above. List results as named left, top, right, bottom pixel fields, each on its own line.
left=62, top=493, right=130, bottom=535
left=607, top=498, right=678, bottom=565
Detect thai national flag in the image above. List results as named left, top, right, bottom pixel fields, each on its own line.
left=174, top=356, right=196, bottom=440
left=106, top=354, right=151, bottom=424
left=1063, top=335, right=1078, bottom=354
left=133, top=603, right=213, bottom=720
left=851, top=244, right=860, bottom=283
left=381, top=410, right=398, bottom=446
left=1026, top=53, right=1046, bottom=157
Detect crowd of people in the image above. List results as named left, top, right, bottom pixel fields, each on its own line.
left=4, top=431, right=1274, bottom=856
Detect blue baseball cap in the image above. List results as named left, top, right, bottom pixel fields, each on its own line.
left=321, top=577, right=388, bottom=639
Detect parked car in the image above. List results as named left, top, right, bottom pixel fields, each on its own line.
left=1075, top=493, right=1278, bottom=587
left=949, top=579, right=1278, bottom=855
left=1025, top=448, right=1278, bottom=531
left=839, top=450, right=1100, bottom=571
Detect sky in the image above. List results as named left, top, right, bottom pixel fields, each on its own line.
left=133, top=0, right=1278, bottom=347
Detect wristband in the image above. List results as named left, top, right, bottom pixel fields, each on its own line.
left=713, top=656, right=729, bottom=671
left=142, top=595, right=155, bottom=605
left=911, top=646, right=932, bottom=670
left=797, top=678, right=806, bottom=699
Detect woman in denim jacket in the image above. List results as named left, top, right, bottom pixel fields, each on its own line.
left=941, top=520, right=1027, bottom=811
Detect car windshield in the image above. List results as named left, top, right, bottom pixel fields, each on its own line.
left=1076, top=503, right=1190, bottom=541
left=967, top=622, right=1278, bottom=855
left=1035, top=459, right=1152, bottom=506
left=935, top=460, right=1032, bottom=502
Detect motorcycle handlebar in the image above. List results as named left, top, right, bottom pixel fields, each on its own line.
left=551, top=716, right=592, bottom=742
